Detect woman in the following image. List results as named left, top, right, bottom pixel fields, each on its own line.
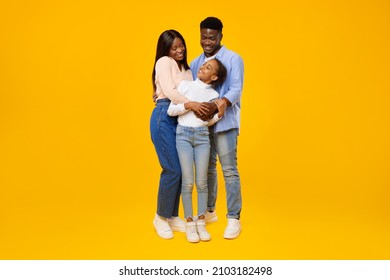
left=150, top=30, right=207, bottom=239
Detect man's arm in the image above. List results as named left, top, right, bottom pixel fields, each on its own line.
left=221, top=55, right=244, bottom=106
left=194, top=102, right=217, bottom=121
left=207, top=99, right=227, bottom=126
left=194, top=97, right=231, bottom=121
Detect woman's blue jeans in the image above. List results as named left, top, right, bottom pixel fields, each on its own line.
left=176, top=125, right=210, bottom=220
left=150, top=99, right=181, bottom=218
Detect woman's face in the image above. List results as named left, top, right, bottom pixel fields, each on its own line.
left=169, top=37, right=185, bottom=62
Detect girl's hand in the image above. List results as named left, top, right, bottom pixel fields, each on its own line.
left=214, top=99, right=227, bottom=118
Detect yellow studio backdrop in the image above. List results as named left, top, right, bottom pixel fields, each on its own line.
left=0, top=0, right=389, bottom=259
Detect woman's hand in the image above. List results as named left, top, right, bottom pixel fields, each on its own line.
left=152, top=92, right=158, bottom=103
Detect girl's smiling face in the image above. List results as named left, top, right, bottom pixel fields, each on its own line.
left=197, top=59, right=219, bottom=84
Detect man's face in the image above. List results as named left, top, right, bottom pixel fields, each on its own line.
left=200, top=28, right=222, bottom=57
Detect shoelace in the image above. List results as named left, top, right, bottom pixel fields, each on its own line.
left=188, top=225, right=197, bottom=234
left=197, top=224, right=206, bottom=232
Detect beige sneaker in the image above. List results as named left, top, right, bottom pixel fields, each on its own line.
left=205, top=210, right=218, bottom=223
left=168, top=216, right=186, bottom=232
left=196, top=219, right=211, bottom=241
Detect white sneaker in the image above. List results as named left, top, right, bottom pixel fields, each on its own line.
left=205, top=210, right=218, bottom=223
left=223, top=218, right=241, bottom=239
left=168, top=216, right=185, bottom=232
left=185, top=221, right=200, bottom=243
left=196, top=219, right=211, bottom=241
left=153, top=214, right=173, bottom=239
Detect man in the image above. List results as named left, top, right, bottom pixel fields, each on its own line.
left=190, top=17, right=244, bottom=239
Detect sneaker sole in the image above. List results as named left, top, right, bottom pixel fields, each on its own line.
left=200, top=237, right=211, bottom=242
left=169, top=225, right=185, bottom=232
left=187, top=238, right=200, bottom=243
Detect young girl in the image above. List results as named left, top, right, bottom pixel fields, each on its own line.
left=167, top=58, right=227, bottom=243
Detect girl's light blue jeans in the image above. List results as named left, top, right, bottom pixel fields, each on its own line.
left=176, top=125, right=210, bottom=220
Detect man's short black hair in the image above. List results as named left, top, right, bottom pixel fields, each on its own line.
left=200, top=17, right=223, bottom=32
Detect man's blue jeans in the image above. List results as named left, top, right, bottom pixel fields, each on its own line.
left=207, top=128, right=242, bottom=219
left=176, top=125, right=210, bottom=220
left=150, top=99, right=181, bottom=218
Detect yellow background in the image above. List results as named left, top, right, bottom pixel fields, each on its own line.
left=1, top=0, right=389, bottom=259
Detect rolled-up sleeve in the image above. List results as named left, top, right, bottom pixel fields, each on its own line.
left=223, top=55, right=244, bottom=105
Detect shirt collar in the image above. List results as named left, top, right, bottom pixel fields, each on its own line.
left=195, top=78, right=213, bottom=89
left=203, top=45, right=225, bottom=62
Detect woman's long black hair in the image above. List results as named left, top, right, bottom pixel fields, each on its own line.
left=152, top=30, right=190, bottom=92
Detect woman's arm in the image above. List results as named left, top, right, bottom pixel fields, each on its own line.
left=155, top=57, right=190, bottom=104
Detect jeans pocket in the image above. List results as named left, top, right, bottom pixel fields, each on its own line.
left=199, top=130, right=209, bottom=136
left=176, top=127, right=185, bottom=137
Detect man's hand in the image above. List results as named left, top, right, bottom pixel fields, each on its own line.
left=194, top=101, right=218, bottom=121
left=185, top=101, right=210, bottom=116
